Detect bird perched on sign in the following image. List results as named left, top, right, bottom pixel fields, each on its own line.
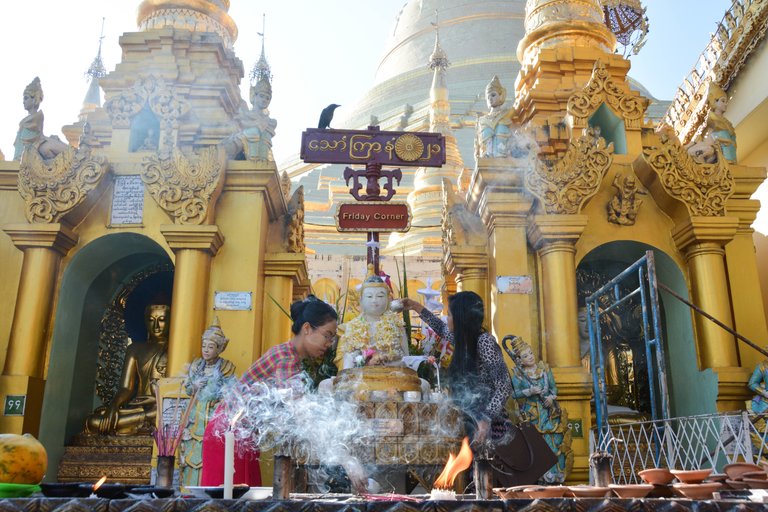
left=318, top=104, right=341, bottom=129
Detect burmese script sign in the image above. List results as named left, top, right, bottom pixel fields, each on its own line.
left=335, top=202, right=411, bottom=232
left=110, top=175, right=144, bottom=225
left=301, top=128, right=445, bottom=166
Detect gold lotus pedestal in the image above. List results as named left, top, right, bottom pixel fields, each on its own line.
left=334, top=366, right=422, bottom=394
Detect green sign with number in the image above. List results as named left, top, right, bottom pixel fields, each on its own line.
left=4, top=395, right=26, bottom=416
left=568, top=418, right=583, bottom=438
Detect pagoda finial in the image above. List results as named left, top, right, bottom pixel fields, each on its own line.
left=85, top=18, right=107, bottom=81
left=249, top=13, right=273, bottom=86
left=428, top=9, right=449, bottom=71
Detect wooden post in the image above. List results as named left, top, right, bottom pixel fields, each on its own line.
left=272, top=455, right=294, bottom=499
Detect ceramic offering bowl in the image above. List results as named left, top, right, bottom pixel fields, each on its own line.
left=740, top=470, right=768, bottom=481
left=567, top=485, right=610, bottom=498
left=523, top=486, right=567, bottom=498
left=638, top=467, right=675, bottom=485
left=723, top=462, right=763, bottom=480
left=742, top=477, right=768, bottom=489
left=609, top=484, right=654, bottom=498
left=671, top=482, right=721, bottom=500
left=670, top=468, right=712, bottom=484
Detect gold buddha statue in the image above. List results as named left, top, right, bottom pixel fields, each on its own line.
left=85, top=304, right=170, bottom=435
left=332, top=266, right=421, bottom=393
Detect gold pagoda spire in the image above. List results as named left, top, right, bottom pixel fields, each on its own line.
left=517, top=0, right=616, bottom=63
left=137, top=0, right=238, bottom=47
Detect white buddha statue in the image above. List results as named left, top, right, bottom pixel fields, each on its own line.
left=331, top=265, right=425, bottom=395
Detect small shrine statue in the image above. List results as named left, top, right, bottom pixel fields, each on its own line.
left=334, top=266, right=409, bottom=370
left=748, top=357, right=768, bottom=413
left=220, top=76, right=277, bottom=162
left=506, top=335, right=570, bottom=484
left=475, top=76, right=515, bottom=159
left=607, top=173, right=646, bottom=226
left=85, top=304, right=171, bottom=435
left=179, top=317, right=236, bottom=487
left=13, top=77, right=70, bottom=160
left=686, top=82, right=737, bottom=164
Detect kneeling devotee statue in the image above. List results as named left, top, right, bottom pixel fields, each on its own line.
left=333, top=266, right=423, bottom=393
left=85, top=304, right=171, bottom=435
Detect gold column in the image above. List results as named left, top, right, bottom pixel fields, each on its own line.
left=528, top=214, right=592, bottom=483
left=161, top=224, right=224, bottom=377
left=672, top=216, right=750, bottom=411
left=1, top=223, right=77, bottom=435
left=2, top=224, right=77, bottom=377
left=445, top=247, right=489, bottom=316
left=262, top=253, right=308, bottom=354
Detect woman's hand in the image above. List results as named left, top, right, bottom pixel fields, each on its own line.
left=473, top=419, right=490, bottom=445
left=543, top=395, right=555, bottom=408
left=400, top=298, right=424, bottom=314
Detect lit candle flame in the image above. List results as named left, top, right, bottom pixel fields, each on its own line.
left=433, top=437, right=472, bottom=489
left=93, top=475, right=108, bottom=491
left=230, top=408, right=244, bottom=429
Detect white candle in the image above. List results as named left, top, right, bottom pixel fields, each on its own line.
left=224, top=429, right=234, bottom=499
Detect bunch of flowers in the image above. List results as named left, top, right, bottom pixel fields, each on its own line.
left=352, top=348, right=377, bottom=367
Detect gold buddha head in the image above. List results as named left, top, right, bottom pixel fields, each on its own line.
left=359, top=264, right=390, bottom=318
left=201, top=316, right=228, bottom=363
left=507, top=335, right=535, bottom=368
left=485, top=75, right=506, bottom=110
left=144, top=304, right=170, bottom=343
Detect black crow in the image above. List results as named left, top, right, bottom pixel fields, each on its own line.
left=318, top=104, right=341, bottom=129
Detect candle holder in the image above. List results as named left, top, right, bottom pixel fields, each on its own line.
left=156, top=455, right=175, bottom=488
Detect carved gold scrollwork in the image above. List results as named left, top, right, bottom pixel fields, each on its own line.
left=141, top=146, right=224, bottom=225
left=642, top=133, right=734, bottom=217
left=286, top=186, right=305, bottom=253
left=105, top=76, right=190, bottom=147
left=18, top=145, right=109, bottom=223
left=567, top=60, right=648, bottom=130
left=525, top=127, right=614, bottom=214
left=104, top=78, right=153, bottom=128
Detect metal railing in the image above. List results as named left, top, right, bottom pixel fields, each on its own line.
left=590, top=412, right=768, bottom=484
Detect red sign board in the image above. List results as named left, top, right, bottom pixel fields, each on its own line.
left=301, top=128, right=445, bottom=167
left=335, top=202, right=411, bottom=232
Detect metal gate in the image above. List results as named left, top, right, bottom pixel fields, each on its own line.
left=586, top=250, right=671, bottom=446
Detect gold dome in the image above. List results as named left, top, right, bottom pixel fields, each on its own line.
left=137, top=0, right=238, bottom=47
left=517, top=0, right=617, bottom=62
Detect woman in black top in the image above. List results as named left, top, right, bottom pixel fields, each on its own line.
left=403, top=291, right=511, bottom=445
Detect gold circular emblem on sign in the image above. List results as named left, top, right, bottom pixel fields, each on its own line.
left=394, top=134, right=424, bottom=162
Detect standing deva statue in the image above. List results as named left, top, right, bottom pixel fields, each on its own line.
left=220, top=75, right=276, bottom=163
left=475, top=76, right=515, bottom=159
left=179, top=317, right=236, bottom=487
left=504, top=335, right=572, bottom=484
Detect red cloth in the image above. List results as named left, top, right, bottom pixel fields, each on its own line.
left=200, top=412, right=261, bottom=486
left=200, top=341, right=302, bottom=486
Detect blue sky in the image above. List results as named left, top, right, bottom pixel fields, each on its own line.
left=0, top=0, right=731, bottom=163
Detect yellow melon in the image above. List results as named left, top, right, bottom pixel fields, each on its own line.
left=0, top=433, right=47, bottom=484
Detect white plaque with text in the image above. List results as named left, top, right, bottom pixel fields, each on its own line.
left=497, top=275, right=533, bottom=294
left=110, top=175, right=144, bottom=225
left=214, top=291, right=253, bottom=311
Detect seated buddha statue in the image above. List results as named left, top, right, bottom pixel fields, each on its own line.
left=332, top=266, right=422, bottom=393
left=85, top=304, right=171, bottom=435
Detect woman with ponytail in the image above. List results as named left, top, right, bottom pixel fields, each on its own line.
left=402, top=292, right=511, bottom=446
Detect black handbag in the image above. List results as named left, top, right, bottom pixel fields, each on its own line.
left=488, top=420, right=558, bottom=487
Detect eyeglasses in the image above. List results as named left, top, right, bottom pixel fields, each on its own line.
left=314, top=327, right=337, bottom=342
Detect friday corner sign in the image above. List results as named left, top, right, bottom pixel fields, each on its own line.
left=335, top=201, right=412, bottom=232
